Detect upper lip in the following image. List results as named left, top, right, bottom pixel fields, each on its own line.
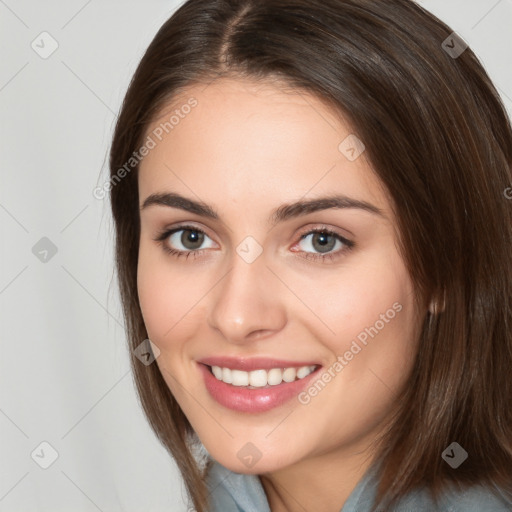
left=198, top=356, right=321, bottom=372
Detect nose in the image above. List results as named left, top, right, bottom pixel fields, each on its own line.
left=207, top=247, right=287, bottom=344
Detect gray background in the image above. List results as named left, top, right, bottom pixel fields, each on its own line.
left=1, top=1, right=511, bottom=511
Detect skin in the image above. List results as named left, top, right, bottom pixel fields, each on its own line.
left=137, top=77, right=425, bottom=512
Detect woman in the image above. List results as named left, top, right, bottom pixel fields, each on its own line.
left=108, top=0, right=512, bottom=510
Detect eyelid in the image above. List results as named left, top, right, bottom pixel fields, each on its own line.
left=295, top=223, right=353, bottom=244
left=154, top=222, right=217, bottom=243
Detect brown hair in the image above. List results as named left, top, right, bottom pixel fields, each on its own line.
left=108, top=0, right=512, bottom=510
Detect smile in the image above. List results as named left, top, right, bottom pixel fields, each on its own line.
left=198, top=360, right=322, bottom=413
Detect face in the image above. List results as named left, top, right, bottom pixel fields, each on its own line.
left=137, top=77, right=422, bottom=474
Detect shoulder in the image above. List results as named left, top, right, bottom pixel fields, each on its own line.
left=378, top=481, right=512, bottom=512
left=438, top=482, right=512, bottom=512
left=343, top=462, right=512, bottom=512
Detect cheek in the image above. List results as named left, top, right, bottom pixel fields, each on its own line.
left=136, top=243, right=210, bottom=349
left=298, top=250, right=418, bottom=396
left=136, top=248, right=203, bottom=400
left=137, top=247, right=168, bottom=340
left=296, top=270, right=417, bottom=444
left=294, top=258, right=412, bottom=349
left=137, top=243, right=185, bottom=342
left=343, top=301, right=416, bottom=407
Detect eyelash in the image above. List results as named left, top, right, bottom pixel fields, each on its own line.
left=153, top=224, right=355, bottom=263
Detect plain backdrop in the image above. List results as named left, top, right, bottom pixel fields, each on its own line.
left=1, top=1, right=511, bottom=511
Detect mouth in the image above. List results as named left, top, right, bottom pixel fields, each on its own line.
left=197, top=361, right=323, bottom=413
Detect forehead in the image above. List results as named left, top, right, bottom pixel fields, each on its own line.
left=138, top=77, right=390, bottom=217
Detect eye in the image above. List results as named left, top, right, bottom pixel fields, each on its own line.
left=292, top=227, right=354, bottom=263
left=153, top=225, right=215, bottom=259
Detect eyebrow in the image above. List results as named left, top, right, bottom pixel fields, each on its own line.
left=140, top=191, right=385, bottom=225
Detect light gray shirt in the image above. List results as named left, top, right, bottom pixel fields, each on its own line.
left=205, top=459, right=512, bottom=511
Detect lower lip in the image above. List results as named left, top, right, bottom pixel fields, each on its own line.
left=198, top=363, right=321, bottom=413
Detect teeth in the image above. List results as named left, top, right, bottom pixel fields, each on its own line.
left=222, top=367, right=232, bottom=384
left=212, top=366, right=223, bottom=380
left=283, top=368, right=297, bottom=382
left=231, top=369, right=249, bottom=386
left=267, top=368, right=283, bottom=386
left=283, top=367, right=297, bottom=382
left=296, top=366, right=312, bottom=379
left=249, top=369, right=267, bottom=387
left=210, top=365, right=317, bottom=387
